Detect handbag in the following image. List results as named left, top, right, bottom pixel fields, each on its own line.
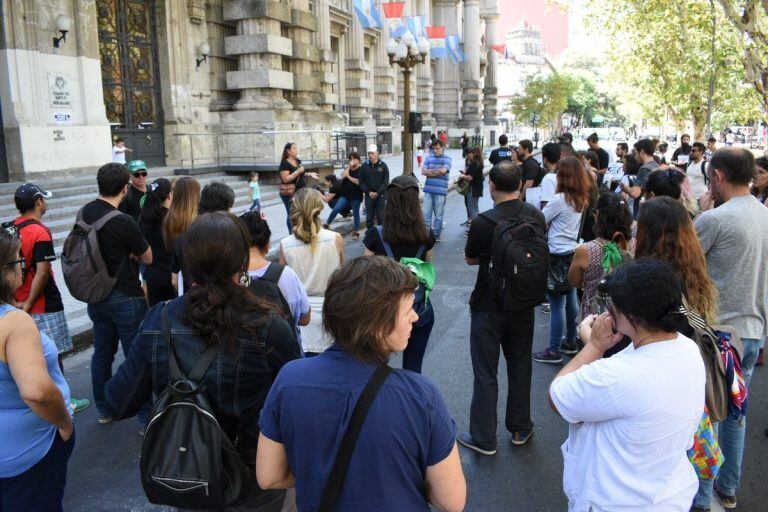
left=687, top=409, right=723, bottom=480
left=279, top=181, right=296, bottom=197
left=546, top=209, right=585, bottom=295
left=318, top=365, right=392, bottom=512
left=455, top=177, right=470, bottom=196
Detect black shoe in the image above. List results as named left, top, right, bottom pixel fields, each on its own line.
left=715, top=488, right=737, bottom=509
left=457, top=431, right=496, bottom=455
left=560, top=340, right=579, bottom=355
left=510, top=430, right=534, bottom=446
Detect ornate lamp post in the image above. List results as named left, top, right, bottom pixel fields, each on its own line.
left=386, top=31, right=430, bottom=175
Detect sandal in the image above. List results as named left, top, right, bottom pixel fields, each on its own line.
left=351, top=231, right=360, bottom=240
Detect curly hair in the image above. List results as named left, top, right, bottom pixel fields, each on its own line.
left=635, top=197, right=718, bottom=323
left=181, top=212, right=281, bottom=351
left=556, top=156, right=591, bottom=212
left=290, top=188, right=324, bottom=252
left=593, top=192, right=632, bottom=247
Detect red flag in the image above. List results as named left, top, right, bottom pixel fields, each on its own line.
left=491, top=44, right=506, bottom=55
left=426, top=26, right=446, bottom=39
left=382, top=2, right=405, bottom=19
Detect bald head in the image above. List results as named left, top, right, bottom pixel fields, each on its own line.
left=709, top=147, right=755, bottom=186
left=489, top=161, right=522, bottom=192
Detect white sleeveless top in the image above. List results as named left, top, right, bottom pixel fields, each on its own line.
left=280, top=228, right=340, bottom=353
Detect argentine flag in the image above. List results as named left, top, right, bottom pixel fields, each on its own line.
left=406, top=16, right=427, bottom=39
left=427, top=26, right=447, bottom=59
left=354, top=0, right=383, bottom=29
left=447, top=35, right=465, bottom=64
left=389, top=18, right=408, bottom=38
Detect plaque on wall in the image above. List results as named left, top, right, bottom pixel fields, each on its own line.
left=48, top=73, right=72, bottom=108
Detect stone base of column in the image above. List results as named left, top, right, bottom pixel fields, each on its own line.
left=483, top=86, right=499, bottom=124
left=234, top=89, right=293, bottom=110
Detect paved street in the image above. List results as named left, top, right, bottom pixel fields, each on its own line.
left=61, top=181, right=767, bottom=511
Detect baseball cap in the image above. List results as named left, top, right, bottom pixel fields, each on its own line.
left=14, top=183, right=52, bottom=211
left=367, top=144, right=378, bottom=154
left=127, top=159, right=148, bottom=174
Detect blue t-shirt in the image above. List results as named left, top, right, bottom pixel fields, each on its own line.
left=0, top=303, right=71, bottom=477
left=259, top=346, right=457, bottom=511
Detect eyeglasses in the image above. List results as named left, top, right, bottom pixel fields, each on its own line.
left=133, top=171, right=148, bottom=178
left=6, top=257, right=26, bottom=272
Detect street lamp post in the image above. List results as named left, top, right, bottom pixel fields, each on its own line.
left=533, top=97, right=544, bottom=148
left=386, top=32, right=430, bottom=175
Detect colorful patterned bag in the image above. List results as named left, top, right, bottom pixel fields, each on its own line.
left=687, top=409, right=723, bottom=480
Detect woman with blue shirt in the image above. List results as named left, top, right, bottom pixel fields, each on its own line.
left=256, top=256, right=466, bottom=512
left=534, top=156, right=592, bottom=364
left=0, top=227, right=74, bottom=510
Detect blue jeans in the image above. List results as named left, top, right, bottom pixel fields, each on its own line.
left=87, top=290, right=150, bottom=424
left=693, top=337, right=761, bottom=506
left=280, top=195, right=293, bottom=233
left=465, top=193, right=480, bottom=220
left=424, top=193, right=447, bottom=237
left=250, top=198, right=261, bottom=212
left=327, top=196, right=361, bottom=231
left=402, top=302, right=435, bottom=374
left=547, top=289, right=578, bottom=352
left=364, top=194, right=385, bottom=229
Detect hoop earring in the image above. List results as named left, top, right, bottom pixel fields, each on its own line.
left=239, top=271, right=251, bottom=287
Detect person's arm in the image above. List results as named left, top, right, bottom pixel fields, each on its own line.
left=694, top=213, right=719, bottom=255
left=123, top=216, right=153, bottom=265
left=424, top=444, right=467, bottom=512
left=256, top=434, right=295, bottom=489
left=377, top=164, right=390, bottom=196
left=424, top=249, right=433, bottom=262
left=171, top=273, right=179, bottom=292
left=5, top=311, right=73, bottom=439
left=464, top=219, right=483, bottom=265
left=278, top=244, right=287, bottom=265
left=335, top=232, right=345, bottom=264
left=568, top=244, right=588, bottom=288
left=137, top=246, right=152, bottom=265
left=20, top=261, right=51, bottom=313
left=358, top=167, right=371, bottom=194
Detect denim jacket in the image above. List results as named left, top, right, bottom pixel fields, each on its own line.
left=104, top=296, right=301, bottom=457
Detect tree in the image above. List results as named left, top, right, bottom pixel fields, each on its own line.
left=507, top=74, right=570, bottom=130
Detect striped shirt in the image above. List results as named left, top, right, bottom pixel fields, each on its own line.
left=423, top=154, right=452, bottom=196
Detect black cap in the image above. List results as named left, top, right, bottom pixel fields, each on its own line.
left=14, top=183, right=52, bottom=211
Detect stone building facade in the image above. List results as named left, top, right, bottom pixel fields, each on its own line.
left=0, top=0, right=501, bottom=182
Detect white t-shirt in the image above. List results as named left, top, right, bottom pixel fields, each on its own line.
left=550, top=335, right=704, bottom=512
left=112, top=145, right=127, bottom=164
left=542, top=193, right=582, bottom=254
left=540, top=171, right=558, bottom=205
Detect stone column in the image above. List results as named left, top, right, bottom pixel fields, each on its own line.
left=224, top=1, right=293, bottom=110
left=313, top=0, right=337, bottom=111
left=461, top=0, right=483, bottom=127
left=344, top=10, right=372, bottom=124
left=416, top=0, right=435, bottom=127
left=286, top=0, right=320, bottom=110
left=433, top=0, right=460, bottom=127
left=481, top=1, right=500, bottom=125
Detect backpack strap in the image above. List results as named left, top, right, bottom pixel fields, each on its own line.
left=91, top=209, right=123, bottom=231
left=15, top=219, right=41, bottom=230
left=162, top=303, right=219, bottom=384
left=260, top=263, right=285, bottom=284
left=415, top=245, right=426, bottom=260
left=318, top=364, right=392, bottom=512
left=376, top=225, right=395, bottom=259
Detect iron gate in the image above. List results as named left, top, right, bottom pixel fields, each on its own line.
left=97, top=0, right=165, bottom=166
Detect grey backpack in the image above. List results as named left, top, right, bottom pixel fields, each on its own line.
left=62, top=209, right=122, bottom=303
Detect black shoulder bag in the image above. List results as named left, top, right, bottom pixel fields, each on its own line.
left=317, top=365, right=393, bottom=512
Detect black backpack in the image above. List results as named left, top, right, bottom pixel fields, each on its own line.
left=140, top=304, right=254, bottom=509
left=247, top=264, right=293, bottom=323
left=479, top=203, right=549, bottom=311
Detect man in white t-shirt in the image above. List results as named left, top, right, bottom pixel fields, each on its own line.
left=112, top=137, right=132, bottom=164
left=539, top=142, right=561, bottom=209
left=549, top=260, right=704, bottom=512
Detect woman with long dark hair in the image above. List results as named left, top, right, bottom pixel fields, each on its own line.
left=534, top=156, right=591, bottom=364
left=635, top=197, right=718, bottom=324
left=363, top=175, right=436, bottom=373
left=0, top=227, right=74, bottom=511
left=462, top=147, right=485, bottom=226
left=104, top=212, right=300, bottom=511
left=279, top=142, right=319, bottom=233
left=139, top=178, right=174, bottom=306
left=569, top=192, right=633, bottom=321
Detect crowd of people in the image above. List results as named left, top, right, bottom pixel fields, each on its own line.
left=0, top=130, right=766, bottom=512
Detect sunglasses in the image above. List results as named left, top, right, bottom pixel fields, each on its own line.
left=133, top=171, right=148, bottom=178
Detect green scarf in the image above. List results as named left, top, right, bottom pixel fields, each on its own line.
left=601, top=241, right=624, bottom=274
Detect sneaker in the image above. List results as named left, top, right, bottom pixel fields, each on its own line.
left=97, top=415, right=113, bottom=425
left=510, top=430, right=534, bottom=446
left=457, top=431, right=497, bottom=456
left=532, top=348, right=563, bottom=364
left=560, top=340, right=579, bottom=355
left=689, top=506, right=710, bottom=512
left=435, top=236, right=441, bottom=243
left=756, top=347, right=764, bottom=366
left=715, top=489, right=737, bottom=509
left=460, top=220, right=470, bottom=226
left=540, top=303, right=551, bottom=314
left=70, top=398, right=91, bottom=414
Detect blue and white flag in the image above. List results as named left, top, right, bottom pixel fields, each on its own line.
left=446, top=35, right=465, bottom=64
left=427, top=26, right=446, bottom=59
left=388, top=18, right=408, bottom=38
left=406, top=16, right=427, bottom=39
left=354, top=0, right=383, bottom=29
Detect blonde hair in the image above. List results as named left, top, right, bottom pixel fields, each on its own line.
left=290, top=188, right=324, bottom=252
left=164, top=176, right=201, bottom=250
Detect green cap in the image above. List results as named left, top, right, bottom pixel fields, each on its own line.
left=127, top=160, right=147, bottom=174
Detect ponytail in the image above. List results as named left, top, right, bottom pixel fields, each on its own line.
left=139, top=178, right=172, bottom=233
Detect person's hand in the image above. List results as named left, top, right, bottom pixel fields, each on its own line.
left=370, top=192, right=378, bottom=200
left=307, top=172, right=320, bottom=180
left=588, top=312, right=623, bottom=353
left=578, top=314, right=597, bottom=344
left=58, top=419, right=74, bottom=442
left=17, top=301, right=31, bottom=313
left=296, top=166, right=305, bottom=174
left=699, top=190, right=714, bottom=211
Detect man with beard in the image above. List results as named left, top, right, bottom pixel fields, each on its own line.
left=692, top=148, right=768, bottom=510
left=671, top=133, right=692, bottom=167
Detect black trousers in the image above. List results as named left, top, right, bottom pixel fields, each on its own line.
left=364, top=194, right=385, bottom=229
left=147, top=281, right=177, bottom=307
left=469, top=308, right=535, bottom=449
